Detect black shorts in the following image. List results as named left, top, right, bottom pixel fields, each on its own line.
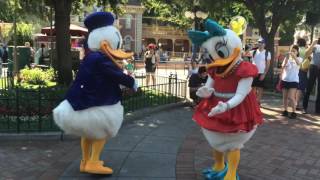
left=281, top=81, right=298, bottom=89
left=145, top=65, right=156, bottom=73
left=252, top=74, right=265, bottom=88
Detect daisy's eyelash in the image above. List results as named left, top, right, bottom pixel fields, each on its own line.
left=222, top=37, right=228, bottom=46
left=214, top=38, right=228, bottom=50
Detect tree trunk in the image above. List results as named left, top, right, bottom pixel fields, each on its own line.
left=310, top=25, right=315, bottom=43
left=53, top=0, right=73, bottom=85
left=265, top=35, right=276, bottom=87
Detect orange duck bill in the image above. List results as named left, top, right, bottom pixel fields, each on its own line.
left=207, top=48, right=241, bottom=77
left=100, top=40, right=134, bottom=69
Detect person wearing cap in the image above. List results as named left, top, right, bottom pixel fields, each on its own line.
left=251, top=38, right=271, bottom=104
left=144, top=44, right=159, bottom=85
left=53, top=12, right=137, bottom=175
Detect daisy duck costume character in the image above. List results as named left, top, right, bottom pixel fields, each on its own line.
left=53, top=12, right=137, bottom=175
left=188, top=19, right=263, bottom=180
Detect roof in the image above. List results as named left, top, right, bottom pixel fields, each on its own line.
left=41, top=24, right=88, bottom=36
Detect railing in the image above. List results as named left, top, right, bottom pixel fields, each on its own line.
left=0, top=74, right=187, bottom=133
left=0, top=63, right=14, bottom=90
left=0, top=86, right=66, bottom=133
left=123, top=75, right=187, bottom=113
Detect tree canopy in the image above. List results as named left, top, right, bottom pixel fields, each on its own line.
left=0, top=0, right=127, bottom=85
left=2, top=0, right=320, bottom=84
left=142, top=0, right=193, bottom=28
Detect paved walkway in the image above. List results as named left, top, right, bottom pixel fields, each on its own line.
left=0, top=137, right=80, bottom=180
left=176, top=94, right=320, bottom=180
left=1, top=93, right=320, bottom=180
left=60, top=106, right=196, bottom=180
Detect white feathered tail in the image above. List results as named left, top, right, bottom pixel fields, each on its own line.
left=53, top=100, right=123, bottom=139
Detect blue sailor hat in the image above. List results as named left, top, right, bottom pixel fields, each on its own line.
left=84, top=12, right=115, bottom=32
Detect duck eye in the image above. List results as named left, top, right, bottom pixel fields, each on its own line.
left=215, top=42, right=229, bottom=58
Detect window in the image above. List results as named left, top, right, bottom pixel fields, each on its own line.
left=125, top=14, right=132, bottom=29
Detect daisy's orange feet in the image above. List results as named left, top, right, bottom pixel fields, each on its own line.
left=84, top=160, right=113, bottom=175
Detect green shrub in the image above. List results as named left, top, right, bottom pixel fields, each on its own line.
left=44, top=67, right=55, bottom=82
left=20, top=67, right=55, bottom=85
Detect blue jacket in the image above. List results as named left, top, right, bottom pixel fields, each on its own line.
left=65, top=52, right=134, bottom=111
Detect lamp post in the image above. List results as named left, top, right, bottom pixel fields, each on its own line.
left=185, top=0, right=208, bottom=62
left=45, top=5, right=54, bottom=67
left=13, top=0, right=18, bottom=77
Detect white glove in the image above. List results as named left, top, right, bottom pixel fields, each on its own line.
left=208, top=101, right=228, bottom=117
left=196, top=86, right=214, bottom=98
left=133, top=79, right=139, bottom=92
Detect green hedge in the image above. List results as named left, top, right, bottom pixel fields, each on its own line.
left=20, top=67, right=56, bottom=86
left=0, top=86, right=184, bottom=132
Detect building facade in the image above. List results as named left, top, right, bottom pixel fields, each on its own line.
left=117, top=0, right=144, bottom=54
left=117, top=0, right=190, bottom=57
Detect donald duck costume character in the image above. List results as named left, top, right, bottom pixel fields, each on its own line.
left=188, top=19, right=263, bottom=180
left=53, top=12, right=136, bottom=175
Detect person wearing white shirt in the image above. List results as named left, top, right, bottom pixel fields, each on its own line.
left=251, top=38, right=271, bottom=104
left=187, top=61, right=199, bottom=79
left=281, top=45, right=302, bottom=119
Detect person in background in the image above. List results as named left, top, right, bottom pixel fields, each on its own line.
left=34, top=43, right=49, bottom=65
left=188, top=66, right=208, bottom=105
left=140, top=44, right=146, bottom=58
left=1, top=44, right=8, bottom=64
left=280, top=45, right=302, bottom=119
left=183, top=52, right=190, bottom=62
left=123, top=57, right=134, bottom=76
left=187, top=60, right=199, bottom=79
left=296, top=38, right=308, bottom=110
left=120, top=57, right=136, bottom=91
left=303, top=38, right=320, bottom=114
left=159, top=48, right=166, bottom=62
left=144, top=44, right=159, bottom=85
left=242, top=44, right=252, bottom=62
left=199, top=48, right=211, bottom=64
left=251, top=38, right=271, bottom=104
left=25, top=42, right=35, bottom=66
